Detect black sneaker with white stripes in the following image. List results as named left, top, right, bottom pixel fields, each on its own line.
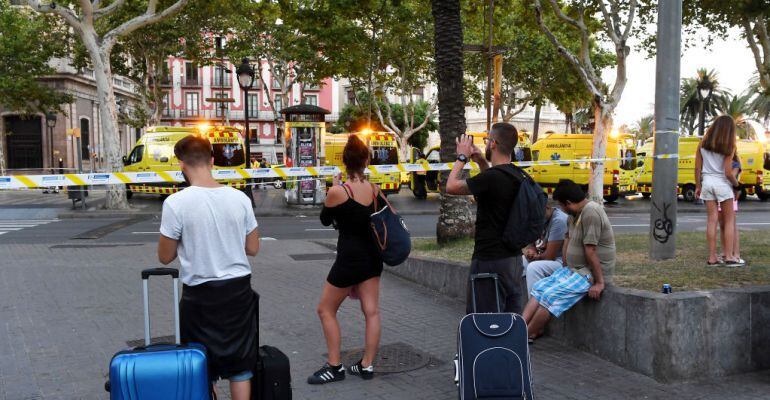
left=348, top=360, right=374, bottom=380
left=307, top=363, right=346, bottom=385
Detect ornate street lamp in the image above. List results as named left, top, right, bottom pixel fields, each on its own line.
left=697, top=76, right=713, bottom=137
left=236, top=58, right=256, bottom=203
left=45, top=112, right=57, bottom=171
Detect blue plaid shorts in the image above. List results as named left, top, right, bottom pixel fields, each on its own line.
left=530, top=267, right=591, bottom=318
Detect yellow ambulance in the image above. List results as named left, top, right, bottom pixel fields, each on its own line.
left=323, top=130, right=402, bottom=194
left=637, top=136, right=768, bottom=202
left=122, top=125, right=247, bottom=198
left=529, top=132, right=637, bottom=202
left=408, top=131, right=532, bottom=198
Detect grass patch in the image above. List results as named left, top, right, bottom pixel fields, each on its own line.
left=412, top=232, right=770, bottom=292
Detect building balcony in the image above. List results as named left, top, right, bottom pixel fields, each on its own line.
left=181, top=78, right=201, bottom=87
left=160, top=109, right=279, bottom=121
left=211, top=80, right=233, bottom=88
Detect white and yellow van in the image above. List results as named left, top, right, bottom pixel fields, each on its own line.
left=324, top=130, right=402, bottom=194
left=122, top=125, right=247, bottom=198
left=529, top=133, right=636, bottom=202
left=637, top=136, right=768, bottom=202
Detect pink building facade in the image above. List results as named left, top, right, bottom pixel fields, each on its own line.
left=158, top=56, right=336, bottom=164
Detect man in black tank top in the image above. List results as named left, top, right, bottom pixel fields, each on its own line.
left=447, top=123, right=526, bottom=314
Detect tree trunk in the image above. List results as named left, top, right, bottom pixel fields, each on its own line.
left=589, top=103, right=610, bottom=204
left=93, top=49, right=130, bottom=209
left=432, top=0, right=474, bottom=244
left=532, top=103, right=542, bottom=143
left=565, top=112, right=573, bottom=133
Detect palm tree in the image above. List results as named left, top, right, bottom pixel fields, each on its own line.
left=633, top=115, right=654, bottom=143
left=680, top=69, right=730, bottom=136
left=748, top=75, right=770, bottom=124
left=431, top=0, right=474, bottom=243
left=718, top=93, right=756, bottom=139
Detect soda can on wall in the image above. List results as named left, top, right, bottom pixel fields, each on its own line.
left=662, top=284, right=672, bottom=294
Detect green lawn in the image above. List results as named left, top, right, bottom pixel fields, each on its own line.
left=412, top=232, right=770, bottom=292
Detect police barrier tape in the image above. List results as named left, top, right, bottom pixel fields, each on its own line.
left=0, top=153, right=691, bottom=190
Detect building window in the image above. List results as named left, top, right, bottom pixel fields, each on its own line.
left=213, top=64, right=230, bottom=87
left=303, top=94, right=318, bottom=106
left=80, top=118, right=90, bottom=160
left=162, top=92, right=171, bottom=117
left=272, top=77, right=283, bottom=90
left=276, top=126, right=282, bottom=144
left=250, top=128, right=259, bottom=144
left=273, top=96, right=282, bottom=112
left=247, top=93, right=259, bottom=117
left=346, top=89, right=356, bottom=105
left=214, top=92, right=229, bottom=117
left=185, top=92, right=199, bottom=116
left=303, top=82, right=322, bottom=91
left=185, top=62, right=199, bottom=85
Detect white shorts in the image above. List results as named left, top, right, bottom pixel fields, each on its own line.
left=700, top=176, right=734, bottom=203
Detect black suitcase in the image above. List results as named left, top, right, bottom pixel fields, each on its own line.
left=457, top=273, right=535, bottom=400
left=252, top=293, right=292, bottom=400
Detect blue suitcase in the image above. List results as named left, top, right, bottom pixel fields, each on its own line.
left=457, top=273, right=535, bottom=400
left=107, top=268, right=211, bottom=400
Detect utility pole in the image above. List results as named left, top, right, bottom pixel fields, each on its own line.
left=649, top=0, right=682, bottom=260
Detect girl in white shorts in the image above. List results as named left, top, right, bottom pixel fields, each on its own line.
left=695, top=115, right=743, bottom=267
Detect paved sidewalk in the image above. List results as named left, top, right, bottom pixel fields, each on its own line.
left=1, top=240, right=769, bottom=399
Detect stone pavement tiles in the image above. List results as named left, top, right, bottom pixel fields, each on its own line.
left=0, top=240, right=769, bottom=399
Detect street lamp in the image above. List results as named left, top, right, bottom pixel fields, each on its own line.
left=45, top=113, right=58, bottom=194
left=45, top=112, right=56, bottom=170
left=236, top=57, right=256, bottom=203
left=697, top=76, right=713, bottom=137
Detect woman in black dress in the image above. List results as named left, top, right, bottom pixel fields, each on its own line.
left=307, top=135, right=385, bottom=385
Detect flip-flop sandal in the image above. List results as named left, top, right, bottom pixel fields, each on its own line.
left=706, top=260, right=722, bottom=267
left=724, top=259, right=746, bottom=268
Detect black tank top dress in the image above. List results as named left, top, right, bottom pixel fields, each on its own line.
left=320, top=185, right=385, bottom=288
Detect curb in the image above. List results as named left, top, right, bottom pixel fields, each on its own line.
left=58, top=209, right=443, bottom=219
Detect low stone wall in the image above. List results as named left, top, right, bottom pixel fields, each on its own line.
left=389, top=256, right=770, bottom=382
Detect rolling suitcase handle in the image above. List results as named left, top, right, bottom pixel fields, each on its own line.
left=141, top=267, right=181, bottom=347
left=470, top=273, right=502, bottom=313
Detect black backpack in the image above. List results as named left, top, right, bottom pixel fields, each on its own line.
left=497, top=165, right=547, bottom=252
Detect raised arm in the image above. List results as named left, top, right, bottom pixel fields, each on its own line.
left=446, top=135, right=474, bottom=195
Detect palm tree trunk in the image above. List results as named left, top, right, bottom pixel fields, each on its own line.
left=431, top=0, right=474, bottom=244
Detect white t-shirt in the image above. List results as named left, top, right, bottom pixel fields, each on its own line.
left=160, top=186, right=258, bottom=286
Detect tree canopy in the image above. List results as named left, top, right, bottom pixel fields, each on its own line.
left=0, top=0, right=72, bottom=114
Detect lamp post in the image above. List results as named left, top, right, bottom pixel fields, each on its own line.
left=236, top=57, right=256, bottom=205
left=45, top=112, right=56, bottom=171
left=45, top=113, right=58, bottom=194
left=697, top=77, right=713, bottom=137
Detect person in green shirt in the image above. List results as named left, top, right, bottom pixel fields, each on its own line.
left=522, top=179, right=615, bottom=342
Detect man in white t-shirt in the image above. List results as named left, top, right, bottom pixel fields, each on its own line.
left=157, top=135, right=260, bottom=400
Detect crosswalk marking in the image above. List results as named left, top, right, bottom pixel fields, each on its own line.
left=0, top=219, right=59, bottom=236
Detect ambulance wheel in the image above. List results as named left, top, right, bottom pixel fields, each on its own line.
left=125, top=188, right=133, bottom=200
left=682, top=184, right=696, bottom=202
left=758, top=191, right=769, bottom=202
left=641, top=193, right=651, bottom=199
left=273, top=179, right=284, bottom=189
left=603, top=194, right=619, bottom=203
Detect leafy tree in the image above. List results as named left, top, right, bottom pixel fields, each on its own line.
left=680, top=69, right=731, bottom=136
left=718, top=93, right=757, bottom=139
left=432, top=0, right=474, bottom=243
left=0, top=0, right=72, bottom=174
left=748, top=74, right=770, bottom=123
left=27, top=0, right=192, bottom=209
left=680, top=1, right=770, bottom=93
left=462, top=0, right=609, bottom=141
left=533, top=0, right=639, bottom=202
left=332, top=94, right=437, bottom=153
left=286, top=0, right=437, bottom=159
left=632, top=114, right=654, bottom=142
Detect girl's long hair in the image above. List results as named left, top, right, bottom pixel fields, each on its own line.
left=701, top=115, right=737, bottom=157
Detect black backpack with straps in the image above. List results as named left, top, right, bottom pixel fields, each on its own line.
left=497, top=165, right=547, bottom=252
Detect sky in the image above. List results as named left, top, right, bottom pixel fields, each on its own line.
left=610, top=28, right=758, bottom=127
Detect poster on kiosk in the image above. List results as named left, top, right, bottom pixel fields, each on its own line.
left=281, top=105, right=330, bottom=206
